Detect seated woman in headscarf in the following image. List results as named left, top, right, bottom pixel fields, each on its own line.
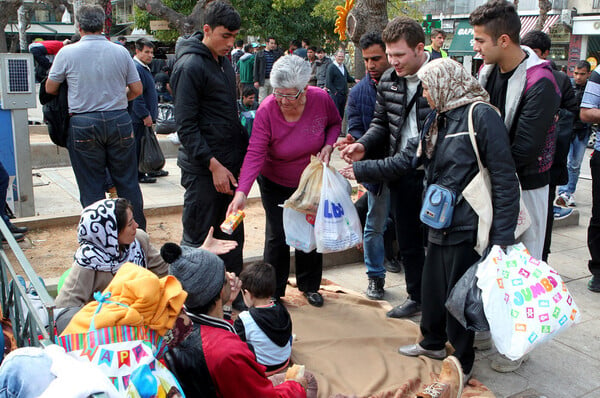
left=55, top=198, right=236, bottom=333
left=396, top=58, right=519, bottom=382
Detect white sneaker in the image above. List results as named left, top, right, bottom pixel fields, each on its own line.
left=168, top=132, right=180, bottom=145
left=555, top=192, right=575, bottom=207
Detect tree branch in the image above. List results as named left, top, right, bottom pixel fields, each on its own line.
left=133, top=0, right=187, bottom=33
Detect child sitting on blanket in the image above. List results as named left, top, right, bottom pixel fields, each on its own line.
left=234, top=262, right=293, bottom=375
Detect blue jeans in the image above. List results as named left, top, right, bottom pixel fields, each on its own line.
left=559, top=127, right=591, bottom=195
left=67, top=110, right=146, bottom=229
left=0, top=347, right=55, bottom=397
left=364, top=185, right=390, bottom=279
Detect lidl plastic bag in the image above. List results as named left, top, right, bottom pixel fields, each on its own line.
left=283, top=156, right=324, bottom=215
left=314, top=165, right=362, bottom=253
left=476, top=243, right=580, bottom=360
left=283, top=207, right=317, bottom=253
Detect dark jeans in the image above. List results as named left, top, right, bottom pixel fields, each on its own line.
left=330, top=92, right=347, bottom=119
left=589, top=151, right=600, bottom=276
left=180, top=171, right=244, bottom=275
left=67, top=110, right=146, bottom=230
left=419, top=241, right=478, bottom=374
left=0, top=162, right=10, bottom=226
left=133, top=122, right=146, bottom=179
left=258, top=175, right=322, bottom=299
left=389, top=171, right=425, bottom=303
left=542, top=183, right=556, bottom=262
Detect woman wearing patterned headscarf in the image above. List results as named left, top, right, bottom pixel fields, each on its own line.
left=397, top=58, right=519, bottom=382
left=55, top=198, right=236, bottom=333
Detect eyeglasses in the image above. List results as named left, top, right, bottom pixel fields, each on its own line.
left=273, top=89, right=303, bottom=101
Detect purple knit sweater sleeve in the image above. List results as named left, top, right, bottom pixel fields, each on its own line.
left=236, top=87, right=341, bottom=195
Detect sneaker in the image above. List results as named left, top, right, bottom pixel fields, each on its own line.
left=148, top=170, right=169, bottom=178
left=386, top=298, right=421, bottom=318
left=1, top=232, right=25, bottom=243
left=473, top=330, right=492, bottom=350
left=366, top=277, right=385, bottom=300
left=588, top=275, right=600, bottom=293
left=398, top=343, right=446, bottom=360
left=555, top=192, right=575, bottom=207
left=553, top=206, right=573, bottom=220
left=384, top=258, right=402, bottom=273
left=168, top=132, right=180, bottom=145
left=490, top=353, right=528, bottom=373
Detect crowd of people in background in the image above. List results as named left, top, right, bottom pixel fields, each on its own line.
left=3, top=0, right=600, bottom=396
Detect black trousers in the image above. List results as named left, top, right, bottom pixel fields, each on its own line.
left=133, top=122, right=146, bottom=179
left=180, top=170, right=244, bottom=275
left=589, top=151, right=600, bottom=276
left=389, top=172, right=425, bottom=303
left=258, top=175, right=322, bottom=298
left=542, top=183, right=556, bottom=262
left=419, top=241, right=478, bottom=374
left=330, top=92, right=347, bottom=119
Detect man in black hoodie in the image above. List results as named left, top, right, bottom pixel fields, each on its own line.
left=170, top=1, right=248, bottom=292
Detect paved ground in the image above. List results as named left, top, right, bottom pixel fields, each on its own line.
left=16, top=102, right=600, bottom=397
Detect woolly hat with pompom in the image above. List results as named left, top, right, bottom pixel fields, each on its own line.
left=160, top=243, right=225, bottom=310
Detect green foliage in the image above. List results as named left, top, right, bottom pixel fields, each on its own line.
left=388, top=0, right=423, bottom=21
left=311, top=0, right=342, bottom=22
left=232, top=0, right=337, bottom=49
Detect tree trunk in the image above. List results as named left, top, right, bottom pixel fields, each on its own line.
left=0, top=0, right=22, bottom=53
left=346, top=0, right=388, bottom=78
left=133, top=0, right=212, bottom=35
left=17, top=5, right=30, bottom=52
left=536, top=0, right=552, bottom=31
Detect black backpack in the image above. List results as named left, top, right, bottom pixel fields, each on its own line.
left=39, top=78, right=70, bottom=147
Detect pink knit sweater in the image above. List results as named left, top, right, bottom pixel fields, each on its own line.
left=237, top=86, right=342, bottom=194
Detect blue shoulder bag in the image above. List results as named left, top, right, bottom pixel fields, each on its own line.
left=419, top=183, right=456, bottom=229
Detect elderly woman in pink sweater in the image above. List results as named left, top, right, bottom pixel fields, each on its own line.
left=227, top=55, right=341, bottom=307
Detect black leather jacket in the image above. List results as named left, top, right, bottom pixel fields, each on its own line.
left=423, top=103, right=519, bottom=246
left=353, top=67, right=432, bottom=183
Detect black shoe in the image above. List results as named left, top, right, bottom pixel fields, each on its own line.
left=384, top=258, right=402, bottom=273
left=366, top=277, right=385, bottom=300
left=1, top=232, right=25, bottom=243
left=139, top=176, right=157, bottom=184
left=588, top=275, right=600, bottom=293
left=303, top=291, right=323, bottom=307
left=9, top=224, right=28, bottom=234
left=386, top=298, right=421, bottom=318
left=148, top=169, right=169, bottom=177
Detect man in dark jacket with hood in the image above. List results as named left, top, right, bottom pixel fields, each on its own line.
left=170, top=1, right=248, bottom=293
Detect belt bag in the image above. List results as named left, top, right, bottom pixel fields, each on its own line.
left=420, top=184, right=456, bottom=229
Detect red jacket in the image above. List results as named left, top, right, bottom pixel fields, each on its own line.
left=166, top=313, right=306, bottom=398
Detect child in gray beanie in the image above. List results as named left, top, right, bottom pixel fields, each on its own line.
left=160, top=242, right=310, bottom=397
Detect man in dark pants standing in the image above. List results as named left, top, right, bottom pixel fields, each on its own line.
left=339, top=17, right=431, bottom=318
left=170, top=1, right=248, bottom=306
left=326, top=49, right=358, bottom=118
left=580, top=65, right=600, bottom=292
left=129, top=38, right=164, bottom=184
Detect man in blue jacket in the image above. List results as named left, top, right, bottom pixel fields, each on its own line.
left=130, top=38, right=164, bottom=183
left=340, top=31, right=396, bottom=300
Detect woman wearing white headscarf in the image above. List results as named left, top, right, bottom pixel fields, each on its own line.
left=397, top=58, right=519, bottom=381
left=55, top=198, right=236, bottom=332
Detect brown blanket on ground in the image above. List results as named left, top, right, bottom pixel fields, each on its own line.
left=283, top=279, right=494, bottom=398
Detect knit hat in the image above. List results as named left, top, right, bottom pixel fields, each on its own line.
left=161, top=243, right=225, bottom=310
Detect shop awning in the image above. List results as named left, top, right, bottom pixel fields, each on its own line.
left=519, top=14, right=560, bottom=37
left=448, top=21, right=475, bottom=56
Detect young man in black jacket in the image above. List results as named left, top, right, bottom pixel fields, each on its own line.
left=339, top=16, right=431, bottom=319
left=520, top=30, right=579, bottom=260
left=470, top=0, right=561, bottom=372
left=170, top=1, right=248, bottom=301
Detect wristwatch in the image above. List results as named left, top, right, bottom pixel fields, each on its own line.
left=222, top=304, right=232, bottom=313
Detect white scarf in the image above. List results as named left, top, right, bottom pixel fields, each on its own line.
left=74, top=199, right=145, bottom=273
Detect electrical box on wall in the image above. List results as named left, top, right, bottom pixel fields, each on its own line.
left=0, top=53, right=36, bottom=110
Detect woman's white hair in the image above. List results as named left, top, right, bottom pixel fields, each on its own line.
left=270, top=55, right=311, bottom=91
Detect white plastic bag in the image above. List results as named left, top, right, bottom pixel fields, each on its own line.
left=477, top=243, right=580, bottom=360
left=283, top=207, right=317, bottom=253
left=314, top=165, right=362, bottom=253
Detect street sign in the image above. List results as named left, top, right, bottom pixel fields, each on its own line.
left=150, top=20, right=170, bottom=31
left=422, top=14, right=441, bottom=35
